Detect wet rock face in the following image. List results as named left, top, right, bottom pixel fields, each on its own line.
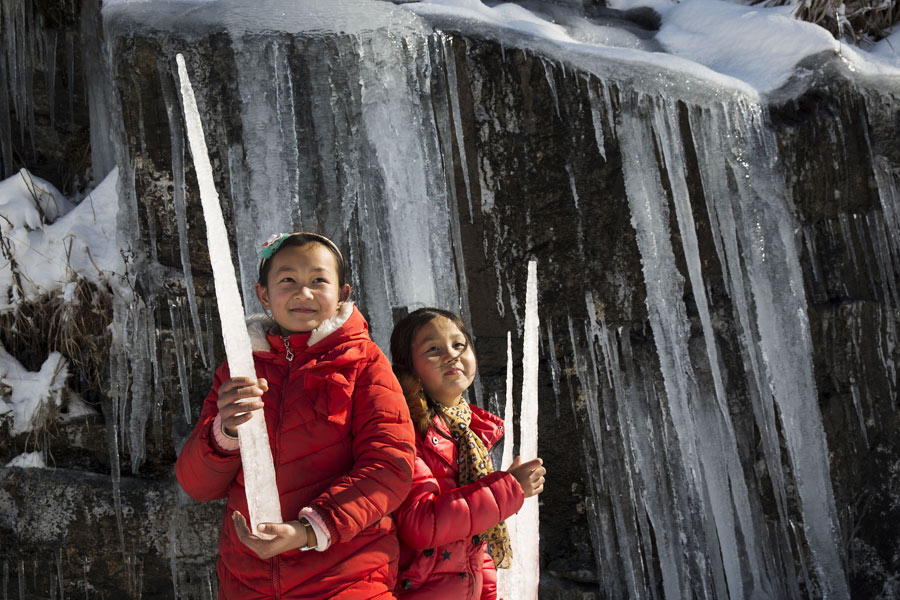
left=0, top=0, right=94, bottom=193
left=433, top=37, right=642, bottom=592
left=771, top=72, right=900, bottom=598
left=3, top=2, right=900, bottom=599
left=0, top=468, right=223, bottom=599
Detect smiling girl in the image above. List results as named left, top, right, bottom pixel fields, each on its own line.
left=389, top=308, right=546, bottom=599
left=175, top=232, right=415, bottom=599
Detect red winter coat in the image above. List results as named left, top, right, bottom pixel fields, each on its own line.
left=393, top=405, right=524, bottom=600
left=175, top=304, right=415, bottom=599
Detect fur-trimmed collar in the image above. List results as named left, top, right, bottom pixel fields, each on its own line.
left=245, top=301, right=355, bottom=353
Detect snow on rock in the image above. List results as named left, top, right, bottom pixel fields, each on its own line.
left=408, top=0, right=900, bottom=95
left=653, top=0, right=900, bottom=91
left=0, top=347, right=68, bottom=435
left=5, top=451, right=46, bottom=468
left=870, top=26, right=900, bottom=66
left=653, top=0, right=839, bottom=91
left=0, top=168, right=126, bottom=311
left=0, top=170, right=74, bottom=230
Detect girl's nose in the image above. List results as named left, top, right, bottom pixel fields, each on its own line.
left=295, top=286, right=313, bottom=299
left=440, top=348, right=461, bottom=366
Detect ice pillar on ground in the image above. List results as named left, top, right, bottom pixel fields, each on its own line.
left=497, top=260, right=540, bottom=599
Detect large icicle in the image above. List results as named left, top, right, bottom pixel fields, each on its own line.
left=689, top=99, right=849, bottom=598
left=175, top=53, right=282, bottom=535
left=496, top=333, right=515, bottom=600
left=518, top=260, right=540, bottom=598
left=498, top=261, right=540, bottom=599
left=501, top=331, right=514, bottom=470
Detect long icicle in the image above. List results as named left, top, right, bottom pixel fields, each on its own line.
left=519, top=260, right=541, bottom=599
left=498, top=261, right=541, bottom=599
left=496, top=331, right=516, bottom=600
left=175, top=53, right=281, bottom=536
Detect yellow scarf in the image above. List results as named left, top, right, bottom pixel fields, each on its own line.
left=439, top=400, right=513, bottom=569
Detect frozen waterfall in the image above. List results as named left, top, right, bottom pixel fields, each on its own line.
left=31, top=0, right=892, bottom=595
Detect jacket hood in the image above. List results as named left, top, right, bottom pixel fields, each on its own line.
left=245, top=301, right=356, bottom=353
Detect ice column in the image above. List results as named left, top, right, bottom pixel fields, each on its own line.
left=496, top=332, right=515, bottom=600
left=619, top=92, right=783, bottom=599
left=175, top=54, right=282, bottom=534
left=498, top=261, right=540, bottom=600
left=501, top=331, right=514, bottom=470
left=689, top=99, right=849, bottom=598
left=226, top=24, right=459, bottom=350
left=518, top=260, right=540, bottom=598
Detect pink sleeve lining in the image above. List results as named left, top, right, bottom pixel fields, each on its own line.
left=212, top=414, right=240, bottom=452
left=298, top=507, right=332, bottom=551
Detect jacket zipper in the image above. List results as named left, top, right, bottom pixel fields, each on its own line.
left=271, top=336, right=293, bottom=600
left=282, top=335, right=294, bottom=362
left=272, top=556, right=280, bottom=599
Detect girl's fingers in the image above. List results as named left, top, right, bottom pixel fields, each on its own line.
left=223, top=399, right=264, bottom=416
left=220, top=377, right=257, bottom=393
left=229, top=387, right=264, bottom=403
left=233, top=512, right=254, bottom=541
left=225, top=412, right=253, bottom=429
left=518, top=458, right=543, bottom=472
left=220, top=397, right=265, bottom=418
left=255, top=521, right=297, bottom=538
left=219, top=381, right=264, bottom=405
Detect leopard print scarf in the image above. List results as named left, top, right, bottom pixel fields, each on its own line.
left=439, top=400, right=513, bottom=569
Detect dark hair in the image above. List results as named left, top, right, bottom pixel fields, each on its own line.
left=257, top=232, right=346, bottom=288
left=390, top=307, right=475, bottom=434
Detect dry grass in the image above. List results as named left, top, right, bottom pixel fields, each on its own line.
left=750, top=0, right=900, bottom=45
left=0, top=279, right=113, bottom=404
left=0, top=279, right=112, bottom=458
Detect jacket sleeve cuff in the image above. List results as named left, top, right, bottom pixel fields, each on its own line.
left=212, top=414, right=241, bottom=453
left=298, top=508, right=332, bottom=551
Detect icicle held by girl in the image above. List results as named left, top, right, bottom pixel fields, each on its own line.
left=389, top=308, right=546, bottom=599
left=175, top=232, right=416, bottom=599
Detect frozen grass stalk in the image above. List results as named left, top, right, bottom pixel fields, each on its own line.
left=175, top=53, right=282, bottom=536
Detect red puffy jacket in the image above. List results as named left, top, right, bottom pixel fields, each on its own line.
left=176, top=304, right=415, bottom=599
left=393, top=404, right=524, bottom=600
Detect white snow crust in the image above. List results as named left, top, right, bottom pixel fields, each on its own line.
left=0, top=168, right=125, bottom=312
left=409, top=0, right=900, bottom=93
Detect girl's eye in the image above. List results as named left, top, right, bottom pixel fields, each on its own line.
left=312, top=277, right=328, bottom=284
left=280, top=277, right=294, bottom=284
left=453, top=342, right=466, bottom=349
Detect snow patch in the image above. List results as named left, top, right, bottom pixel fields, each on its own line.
left=6, top=451, right=46, bottom=468
left=0, top=348, right=68, bottom=435
left=0, top=168, right=126, bottom=312
left=408, top=0, right=900, bottom=94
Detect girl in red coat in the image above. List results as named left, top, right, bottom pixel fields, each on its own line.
left=389, top=308, right=546, bottom=600
left=175, top=232, right=416, bottom=599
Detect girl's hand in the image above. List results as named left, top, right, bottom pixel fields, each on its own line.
left=507, top=456, right=546, bottom=498
left=216, top=377, right=268, bottom=437
left=232, top=512, right=311, bottom=559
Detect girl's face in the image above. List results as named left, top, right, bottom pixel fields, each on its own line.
left=254, top=242, right=350, bottom=335
left=411, top=316, right=476, bottom=408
